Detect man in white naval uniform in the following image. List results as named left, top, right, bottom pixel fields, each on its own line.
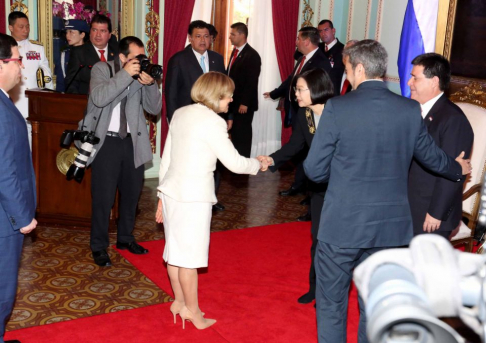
left=8, top=11, right=53, bottom=147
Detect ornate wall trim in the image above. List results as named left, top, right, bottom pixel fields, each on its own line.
left=346, top=0, right=353, bottom=42
left=435, top=0, right=457, bottom=59
left=301, top=0, right=314, bottom=28
left=375, top=0, right=383, bottom=40
left=329, top=0, right=334, bottom=21
left=384, top=75, right=400, bottom=84
left=38, top=0, right=53, bottom=71
left=449, top=82, right=486, bottom=107
left=318, top=0, right=322, bottom=23
left=121, top=0, right=135, bottom=38
left=364, top=0, right=372, bottom=39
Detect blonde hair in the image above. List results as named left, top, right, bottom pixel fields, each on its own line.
left=191, top=72, right=235, bottom=112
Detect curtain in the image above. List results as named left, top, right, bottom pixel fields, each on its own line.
left=185, top=0, right=212, bottom=46
left=248, top=0, right=282, bottom=157
left=271, top=0, right=299, bottom=145
left=0, top=0, right=5, bottom=34
left=160, top=0, right=196, bottom=154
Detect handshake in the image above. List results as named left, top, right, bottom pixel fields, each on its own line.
left=256, top=155, right=274, bottom=172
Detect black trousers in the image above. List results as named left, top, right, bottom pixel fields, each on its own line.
left=90, top=136, right=144, bottom=252
left=231, top=110, right=254, bottom=158
left=308, top=191, right=325, bottom=294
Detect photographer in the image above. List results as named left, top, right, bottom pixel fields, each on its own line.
left=80, top=36, right=162, bottom=267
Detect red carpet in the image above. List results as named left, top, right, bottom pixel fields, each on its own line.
left=6, top=222, right=360, bottom=342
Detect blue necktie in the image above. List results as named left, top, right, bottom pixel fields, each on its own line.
left=200, top=55, right=206, bottom=73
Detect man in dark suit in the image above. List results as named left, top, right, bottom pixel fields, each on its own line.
left=0, top=33, right=37, bottom=343
left=165, top=20, right=226, bottom=122
left=304, top=40, right=471, bottom=343
left=264, top=26, right=331, bottom=127
left=318, top=20, right=345, bottom=95
left=65, top=14, right=118, bottom=94
left=339, top=40, right=358, bottom=95
left=407, top=53, right=474, bottom=239
left=294, top=20, right=344, bottom=96
left=165, top=20, right=226, bottom=211
left=226, top=22, right=261, bottom=157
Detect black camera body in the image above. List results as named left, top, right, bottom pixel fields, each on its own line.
left=134, top=54, right=163, bottom=80
left=60, top=130, right=100, bottom=183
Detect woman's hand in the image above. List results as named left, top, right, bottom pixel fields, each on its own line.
left=155, top=199, right=164, bottom=223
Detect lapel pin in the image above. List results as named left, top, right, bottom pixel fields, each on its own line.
left=110, top=52, right=114, bottom=56
left=429, top=116, right=433, bottom=121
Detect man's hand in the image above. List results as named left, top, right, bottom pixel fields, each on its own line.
left=456, top=151, right=472, bottom=175
left=227, top=119, right=233, bottom=131
left=423, top=213, right=441, bottom=232
left=20, top=219, right=37, bottom=234
left=238, top=105, right=248, bottom=114
left=138, top=71, right=155, bottom=85
left=257, top=155, right=273, bottom=171
left=263, top=92, right=271, bottom=99
left=155, top=199, right=163, bottom=223
left=123, top=58, right=141, bottom=77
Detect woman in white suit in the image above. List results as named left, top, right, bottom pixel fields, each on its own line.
left=156, top=72, right=265, bottom=330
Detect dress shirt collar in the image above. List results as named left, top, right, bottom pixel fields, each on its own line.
left=234, top=42, right=247, bottom=55
left=326, top=38, right=338, bottom=50
left=304, top=47, right=319, bottom=63
left=192, top=49, right=209, bottom=61
left=1, top=88, right=9, bottom=98
left=420, top=92, right=444, bottom=119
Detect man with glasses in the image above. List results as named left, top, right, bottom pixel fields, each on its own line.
left=65, top=14, right=119, bottom=94
left=8, top=11, right=53, bottom=147
left=0, top=33, right=37, bottom=343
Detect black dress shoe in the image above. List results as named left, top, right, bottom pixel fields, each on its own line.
left=212, top=202, right=225, bottom=211
left=279, top=186, right=304, bottom=196
left=297, top=212, right=312, bottom=222
left=300, top=196, right=311, bottom=206
left=116, top=241, right=149, bottom=254
left=298, top=291, right=315, bottom=304
left=92, top=250, right=112, bottom=267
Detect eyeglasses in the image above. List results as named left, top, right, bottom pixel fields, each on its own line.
left=293, top=87, right=309, bottom=94
left=1, top=57, right=23, bottom=64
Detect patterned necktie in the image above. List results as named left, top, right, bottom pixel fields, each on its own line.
left=230, top=49, right=239, bottom=69
left=295, top=56, right=306, bottom=76
left=118, top=97, right=128, bottom=139
left=99, top=49, right=107, bottom=62
left=200, top=55, right=206, bottom=73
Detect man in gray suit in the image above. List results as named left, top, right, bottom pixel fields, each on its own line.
left=79, top=36, right=162, bottom=266
left=304, top=40, right=471, bottom=343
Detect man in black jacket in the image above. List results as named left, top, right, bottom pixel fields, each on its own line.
left=264, top=27, right=331, bottom=127
left=65, top=14, right=118, bottom=94
left=407, top=53, right=474, bottom=239
left=227, top=22, right=261, bottom=157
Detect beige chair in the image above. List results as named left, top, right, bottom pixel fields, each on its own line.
left=449, top=83, right=486, bottom=252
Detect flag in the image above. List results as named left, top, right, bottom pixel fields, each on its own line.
left=397, top=0, right=439, bottom=97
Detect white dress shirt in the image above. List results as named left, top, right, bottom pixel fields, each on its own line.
left=420, top=92, right=444, bottom=119
left=192, top=49, right=209, bottom=73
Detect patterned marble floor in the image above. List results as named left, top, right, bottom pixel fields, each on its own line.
left=7, top=167, right=307, bottom=332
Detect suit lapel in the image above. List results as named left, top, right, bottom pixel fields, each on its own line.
left=0, top=91, right=23, bottom=119
left=423, top=94, right=446, bottom=127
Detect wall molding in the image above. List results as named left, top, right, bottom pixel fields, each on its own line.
left=318, top=0, right=322, bottom=23
left=330, top=0, right=334, bottom=20
left=346, top=0, right=353, bottom=42
left=384, top=75, right=400, bottom=83
left=375, top=0, right=384, bottom=40
left=364, top=0, right=372, bottom=39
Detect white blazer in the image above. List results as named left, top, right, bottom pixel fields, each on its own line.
left=158, top=103, right=260, bottom=204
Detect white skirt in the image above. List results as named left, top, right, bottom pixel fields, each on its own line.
left=161, top=193, right=213, bottom=268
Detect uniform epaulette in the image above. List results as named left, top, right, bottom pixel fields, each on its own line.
left=29, top=40, right=43, bottom=46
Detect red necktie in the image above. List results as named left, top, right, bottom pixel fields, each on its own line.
left=99, top=50, right=107, bottom=62
left=341, top=79, right=350, bottom=95
left=295, top=56, right=306, bottom=76
left=325, top=45, right=329, bottom=52
left=230, top=49, right=239, bottom=69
